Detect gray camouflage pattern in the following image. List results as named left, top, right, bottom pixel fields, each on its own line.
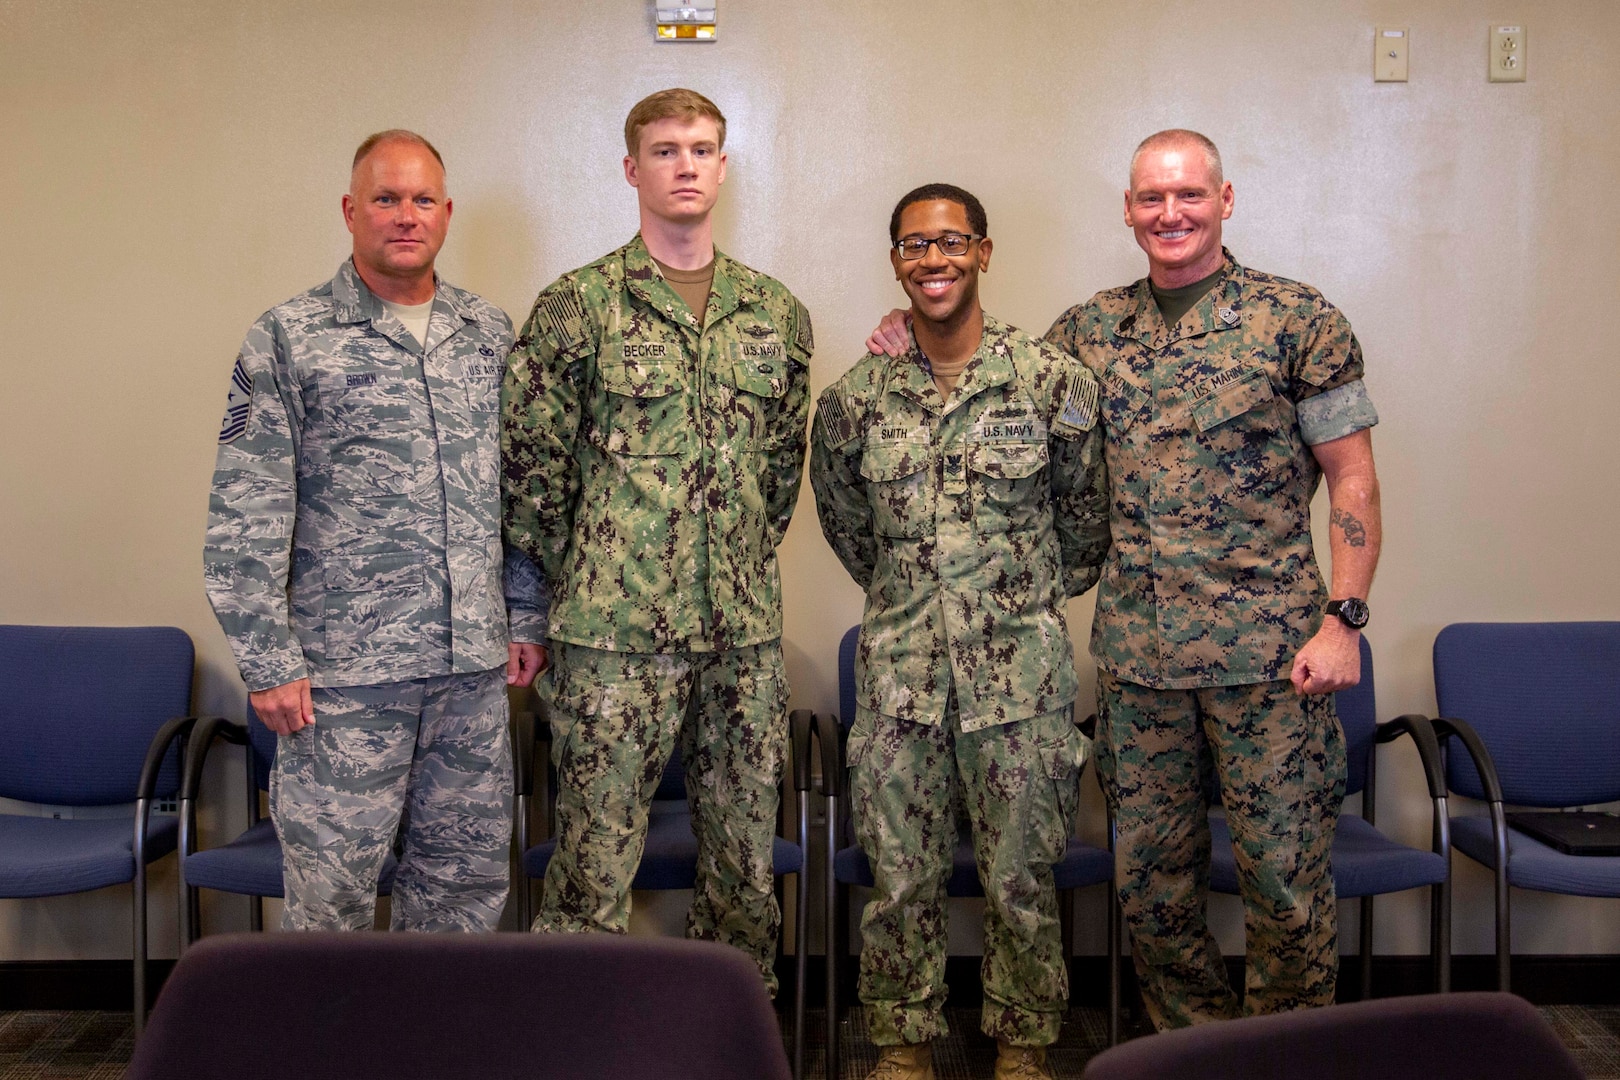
left=533, top=640, right=789, bottom=993
left=1096, top=673, right=1345, bottom=1029
left=849, top=705, right=1088, bottom=1046
left=1043, top=250, right=1377, bottom=689
left=272, top=668, right=513, bottom=931
left=810, top=315, right=1110, bottom=733
left=502, top=233, right=811, bottom=654
left=204, top=260, right=548, bottom=693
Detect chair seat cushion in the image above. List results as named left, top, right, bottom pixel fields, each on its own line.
left=183, top=818, right=398, bottom=898
left=833, top=833, right=1113, bottom=894
left=1452, top=815, right=1620, bottom=897
left=0, top=813, right=178, bottom=898
left=1209, top=814, right=1447, bottom=899
left=523, top=801, right=803, bottom=890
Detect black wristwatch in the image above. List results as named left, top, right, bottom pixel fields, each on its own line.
left=1326, top=598, right=1370, bottom=629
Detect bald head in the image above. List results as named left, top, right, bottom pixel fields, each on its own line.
left=351, top=129, right=445, bottom=189
left=1130, top=129, right=1223, bottom=188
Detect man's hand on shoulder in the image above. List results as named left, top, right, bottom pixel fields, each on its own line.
left=865, top=309, right=913, bottom=357
left=508, top=642, right=549, bottom=688
left=250, top=678, right=315, bottom=735
left=1289, top=623, right=1362, bottom=695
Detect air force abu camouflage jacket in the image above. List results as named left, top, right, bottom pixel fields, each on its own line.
left=502, top=234, right=812, bottom=654
left=1043, top=250, right=1379, bottom=690
left=810, top=315, right=1110, bottom=732
left=204, top=261, right=548, bottom=692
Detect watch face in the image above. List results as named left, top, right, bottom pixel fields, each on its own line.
left=1334, top=598, right=1370, bottom=628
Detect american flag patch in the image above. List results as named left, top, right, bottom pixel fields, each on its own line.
left=539, top=288, right=587, bottom=350
left=817, top=387, right=856, bottom=448
left=1053, top=371, right=1099, bottom=438
left=218, top=356, right=252, bottom=444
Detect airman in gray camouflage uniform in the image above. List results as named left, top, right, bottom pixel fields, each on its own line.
left=502, top=90, right=811, bottom=992
left=205, top=130, right=548, bottom=932
left=816, top=185, right=1109, bottom=1080
left=1043, top=131, right=1384, bottom=1028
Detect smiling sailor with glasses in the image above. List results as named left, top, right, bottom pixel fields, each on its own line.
left=810, top=183, right=1109, bottom=1080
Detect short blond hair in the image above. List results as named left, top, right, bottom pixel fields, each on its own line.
left=352, top=129, right=444, bottom=174
left=1130, top=129, right=1223, bottom=187
left=623, top=88, right=726, bottom=157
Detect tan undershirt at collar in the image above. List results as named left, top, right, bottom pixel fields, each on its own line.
left=921, top=349, right=971, bottom=399
left=651, top=255, right=716, bottom=324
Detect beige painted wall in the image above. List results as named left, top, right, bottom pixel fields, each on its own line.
left=2, top=0, right=1617, bottom=962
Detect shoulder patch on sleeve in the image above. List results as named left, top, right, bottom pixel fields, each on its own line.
left=817, top=386, right=857, bottom=449
left=794, top=299, right=815, bottom=356
left=218, top=356, right=253, bottom=444
left=539, top=286, right=588, bottom=351
left=1051, top=370, right=1099, bottom=439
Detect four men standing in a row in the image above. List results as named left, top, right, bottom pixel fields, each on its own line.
left=205, top=87, right=1380, bottom=1080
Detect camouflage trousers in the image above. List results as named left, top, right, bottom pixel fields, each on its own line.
left=533, top=641, right=788, bottom=994
left=270, top=668, right=513, bottom=932
left=849, top=702, right=1087, bottom=1047
left=1096, top=672, right=1346, bottom=1030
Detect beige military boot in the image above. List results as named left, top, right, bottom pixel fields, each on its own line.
left=865, top=1041, right=935, bottom=1080
left=993, top=1039, right=1053, bottom=1080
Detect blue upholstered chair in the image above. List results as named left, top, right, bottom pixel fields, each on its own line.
left=1432, top=621, right=1620, bottom=991
left=127, top=932, right=792, bottom=1080
left=517, top=706, right=815, bottom=1080
left=177, top=704, right=397, bottom=943
left=1208, top=635, right=1452, bottom=996
left=0, top=624, right=196, bottom=1033
left=817, top=626, right=1120, bottom=1080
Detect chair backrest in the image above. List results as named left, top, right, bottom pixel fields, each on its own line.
left=1337, top=634, right=1377, bottom=798
left=126, top=932, right=792, bottom=1080
left=1435, top=622, right=1620, bottom=806
left=1078, top=991, right=1581, bottom=1080
left=244, top=703, right=277, bottom=792
left=838, top=624, right=860, bottom=732
left=0, top=625, right=191, bottom=805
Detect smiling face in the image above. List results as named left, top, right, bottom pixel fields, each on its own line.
left=1125, top=142, right=1234, bottom=287
left=342, top=139, right=451, bottom=296
left=624, top=115, right=727, bottom=227
left=890, top=198, right=992, bottom=331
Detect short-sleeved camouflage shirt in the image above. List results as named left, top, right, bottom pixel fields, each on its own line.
left=810, top=315, right=1110, bottom=732
left=1044, top=251, right=1378, bottom=690
left=502, top=234, right=812, bottom=654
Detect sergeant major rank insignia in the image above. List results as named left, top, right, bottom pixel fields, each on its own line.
left=218, top=356, right=252, bottom=444
left=1052, top=371, right=1099, bottom=439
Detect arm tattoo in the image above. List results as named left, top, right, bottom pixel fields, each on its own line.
left=1330, top=508, right=1367, bottom=548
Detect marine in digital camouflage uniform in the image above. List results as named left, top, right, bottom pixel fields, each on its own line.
left=501, top=90, right=811, bottom=992
left=814, top=185, right=1109, bottom=1080
left=204, top=131, right=548, bottom=932
left=1042, top=131, right=1384, bottom=1029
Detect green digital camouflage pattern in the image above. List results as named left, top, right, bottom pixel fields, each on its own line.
left=849, top=705, right=1088, bottom=1046
left=1095, top=672, right=1345, bottom=1029
left=204, top=260, right=548, bottom=693
left=810, top=315, right=1110, bottom=733
left=272, top=668, right=513, bottom=931
left=533, top=641, right=789, bottom=993
left=1043, top=250, right=1378, bottom=690
left=502, top=234, right=812, bottom=654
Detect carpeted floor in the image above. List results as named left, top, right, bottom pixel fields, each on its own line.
left=4, top=1004, right=1619, bottom=1079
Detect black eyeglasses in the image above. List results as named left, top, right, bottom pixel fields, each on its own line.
left=893, top=233, right=983, bottom=260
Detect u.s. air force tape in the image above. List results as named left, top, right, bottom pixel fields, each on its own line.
left=1052, top=371, right=1099, bottom=438
left=218, top=356, right=252, bottom=444
left=817, top=387, right=856, bottom=448
left=538, top=288, right=587, bottom=350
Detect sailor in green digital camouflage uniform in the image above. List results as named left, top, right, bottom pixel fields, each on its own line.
left=814, top=185, right=1110, bottom=1080
left=204, top=131, right=549, bottom=932
left=1043, top=131, right=1384, bottom=1028
left=501, top=89, right=812, bottom=991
